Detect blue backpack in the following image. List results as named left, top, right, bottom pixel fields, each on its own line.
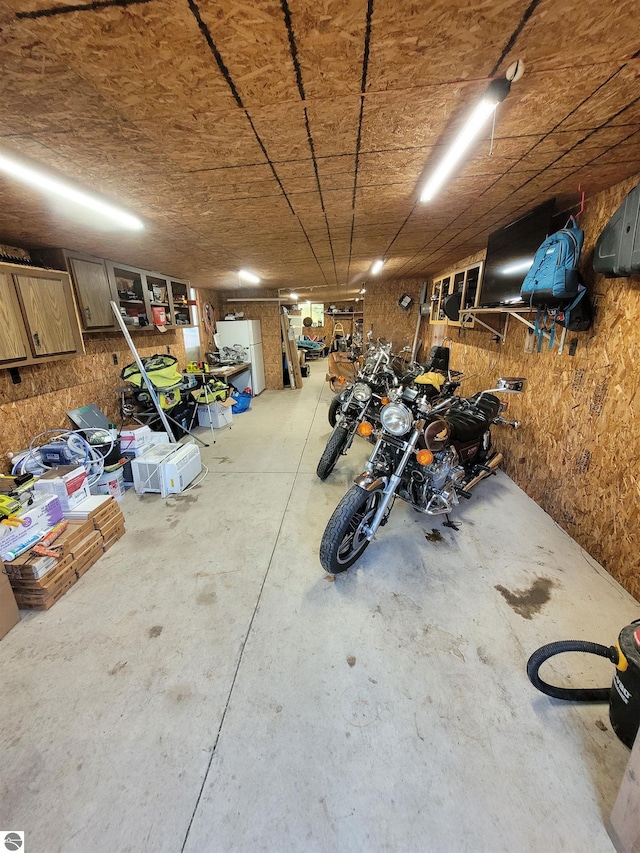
left=520, top=217, right=584, bottom=306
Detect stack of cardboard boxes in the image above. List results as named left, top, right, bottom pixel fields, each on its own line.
left=3, top=497, right=126, bottom=612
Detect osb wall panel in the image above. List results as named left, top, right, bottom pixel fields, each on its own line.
left=363, top=279, right=426, bottom=353
left=220, top=290, right=284, bottom=391
left=0, top=328, right=186, bottom=474
left=426, top=174, right=640, bottom=601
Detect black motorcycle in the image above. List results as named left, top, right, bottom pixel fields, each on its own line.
left=318, top=343, right=422, bottom=481
left=319, top=377, right=524, bottom=575
left=320, top=344, right=461, bottom=480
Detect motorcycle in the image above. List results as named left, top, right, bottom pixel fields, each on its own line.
left=319, top=343, right=463, bottom=481
left=319, top=377, right=524, bottom=575
left=318, top=342, right=423, bottom=481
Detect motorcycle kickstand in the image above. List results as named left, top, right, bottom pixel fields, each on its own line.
left=442, top=514, right=460, bottom=531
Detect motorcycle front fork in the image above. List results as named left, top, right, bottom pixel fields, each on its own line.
left=362, top=425, right=423, bottom=541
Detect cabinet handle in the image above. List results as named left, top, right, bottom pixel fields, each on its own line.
left=85, top=306, right=92, bottom=320
left=33, top=332, right=41, bottom=349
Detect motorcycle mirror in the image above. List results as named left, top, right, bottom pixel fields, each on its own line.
left=496, top=377, right=526, bottom=393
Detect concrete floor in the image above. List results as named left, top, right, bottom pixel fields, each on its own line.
left=1, top=363, right=639, bottom=853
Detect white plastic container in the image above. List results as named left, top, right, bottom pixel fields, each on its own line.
left=92, top=468, right=125, bottom=501
left=198, top=402, right=233, bottom=429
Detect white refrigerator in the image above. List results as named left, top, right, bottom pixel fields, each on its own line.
left=215, top=319, right=266, bottom=395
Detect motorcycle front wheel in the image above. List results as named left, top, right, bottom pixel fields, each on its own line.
left=328, top=394, right=343, bottom=427
left=320, top=484, right=383, bottom=574
left=316, top=425, right=349, bottom=481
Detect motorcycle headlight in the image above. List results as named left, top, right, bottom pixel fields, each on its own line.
left=380, top=403, right=413, bottom=436
left=352, top=382, right=372, bottom=403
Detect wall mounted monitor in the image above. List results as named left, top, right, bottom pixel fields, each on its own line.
left=477, top=199, right=556, bottom=308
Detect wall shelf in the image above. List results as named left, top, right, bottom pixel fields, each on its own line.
left=461, top=306, right=567, bottom=353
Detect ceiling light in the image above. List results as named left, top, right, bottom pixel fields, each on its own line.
left=289, top=292, right=298, bottom=300
left=371, top=259, right=384, bottom=275
left=238, top=269, right=260, bottom=284
left=420, top=77, right=512, bottom=203
left=0, top=152, right=143, bottom=230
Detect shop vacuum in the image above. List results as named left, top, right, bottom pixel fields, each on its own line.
left=527, top=619, right=640, bottom=748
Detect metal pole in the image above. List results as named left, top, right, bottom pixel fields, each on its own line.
left=411, top=281, right=428, bottom=361
left=110, top=301, right=176, bottom=442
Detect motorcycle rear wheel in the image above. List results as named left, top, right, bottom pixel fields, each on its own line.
left=317, top=425, right=349, bottom=481
left=320, top=484, right=383, bottom=574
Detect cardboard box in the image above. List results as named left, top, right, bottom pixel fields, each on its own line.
left=9, top=555, right=75, bottom=594
left=198, top=401, right=233, bottom=429
left=6, top=554, right=73, bottom=585
left=64, top=495, right=114, bottom=520
left=0, top=494, right=63, bottom=562
left=103, top=525, right=126, bottom=552
left=0, top=570, right=20, bottom=638
left=34, top=466, right=91, bottom=512
left=74, top=542, right=104, bottom=578
left=119, top=426, right=152, bottom=452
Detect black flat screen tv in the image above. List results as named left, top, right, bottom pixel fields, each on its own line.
left=478, top=199, right=556, bottom=308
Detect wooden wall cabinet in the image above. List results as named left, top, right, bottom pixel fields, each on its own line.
left=429, top=262, right=483, bottom=328
left=106, top=261, right=193, bottom=331
left=0, top=262, right=85, bottom=369
left=32, top=248, right=117, bottom=332
left=31, top=247, right=194, bottom=332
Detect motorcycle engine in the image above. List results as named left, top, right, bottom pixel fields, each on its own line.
left=426, top=447, right=460, bottom=490
left=405, top=446, right=465, bottom=514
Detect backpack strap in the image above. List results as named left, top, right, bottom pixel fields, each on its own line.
left=535, top=306, right=547, bottom=353
left=561, top=284, right=586, bottom=329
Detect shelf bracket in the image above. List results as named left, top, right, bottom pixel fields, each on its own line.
left=508, top=310, right=567, bottom=353
left=461, top=311, right=509, bottom=342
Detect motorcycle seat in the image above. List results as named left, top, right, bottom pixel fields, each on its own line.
left=467, top=392, right=501, bottom=421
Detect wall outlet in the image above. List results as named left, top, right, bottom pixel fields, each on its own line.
left=112, top=353, right=118, bottom=365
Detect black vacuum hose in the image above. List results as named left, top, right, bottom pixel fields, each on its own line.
left=527, top=640, right=618, bottom=702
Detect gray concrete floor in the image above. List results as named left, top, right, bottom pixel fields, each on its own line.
left=1, top=363, right=639, bottom=853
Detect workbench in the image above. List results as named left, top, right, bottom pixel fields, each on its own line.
left=206, top=362, right=251, bottom=381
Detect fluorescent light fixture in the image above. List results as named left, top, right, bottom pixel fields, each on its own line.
left=371, top=259, right=384, bottom=275
left=238, top=269, right=260, bottom=284
left=289, top=292, right=298, bottom=300
left=420, top=78, right=511, bottom=203
left=501, top=258, right=534, bottom=275
left=0, top=152, right=143, bottom=230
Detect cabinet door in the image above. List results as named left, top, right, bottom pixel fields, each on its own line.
left=14, top=273, right=77, bottom=356
left=0, top=271, right=28, bottom=363
left=68, top=256, right=115, bottom=329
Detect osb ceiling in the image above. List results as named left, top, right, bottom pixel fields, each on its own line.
left=0, top=0, right=639, bottom=302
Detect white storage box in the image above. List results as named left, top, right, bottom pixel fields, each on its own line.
left=33, top=466, right=91, bottom=512
left=119, top=426, right=153, bottom=452
left=198, top=402, right=233, bottom=429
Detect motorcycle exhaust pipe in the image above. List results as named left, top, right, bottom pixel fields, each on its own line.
left=462, top=452, right=503, bottom=493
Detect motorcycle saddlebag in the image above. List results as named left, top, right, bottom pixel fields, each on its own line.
left=593, top=181, right=640, bottom=277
